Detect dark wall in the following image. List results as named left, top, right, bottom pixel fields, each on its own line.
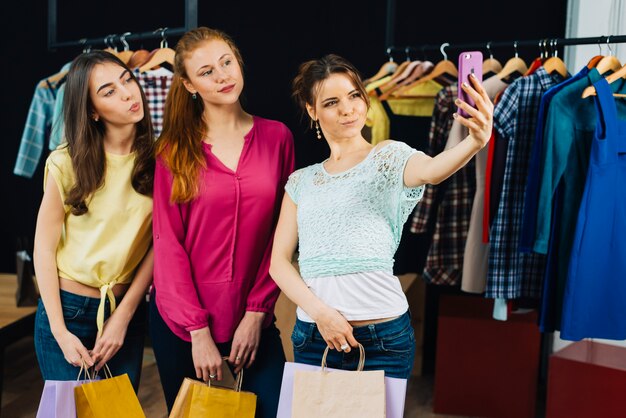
left=0, top=0, right=567, bottom=273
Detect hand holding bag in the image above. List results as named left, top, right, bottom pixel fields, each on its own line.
left=36, top=362, right=97, bottom=418
left=169, top=365, right=256, bottom=418
left=291, top=344, right=386, bottom=418
left=75, top=365, right=145, bottom=418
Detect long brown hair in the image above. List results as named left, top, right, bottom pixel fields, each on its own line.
left=292, top=54, right=370, bottom=118
left=156, top=27, right=244, bottom=203
left=63, top=50, right=154, bottom=215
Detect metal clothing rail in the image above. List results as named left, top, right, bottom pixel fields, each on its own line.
left=47, top=0, right=197, bottom=50
left=386, top=35, right=626, bottom=57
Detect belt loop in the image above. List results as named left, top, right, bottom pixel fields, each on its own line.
left=82, top=294, right=90, bottom=311
left=368, top=324, right=377, bottom=341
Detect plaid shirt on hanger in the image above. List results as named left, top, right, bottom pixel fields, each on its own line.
left=486, top=67, right=565, bottom=299
left=411, top=84, right=475, bottom=286
left=135, top=70, right=173, bottom=138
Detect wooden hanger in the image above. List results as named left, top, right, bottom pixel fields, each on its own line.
left=497, top=42, right=528, bottom=81
left=372, top=58, right=414, bottom=95
left=587, top=55, right=604, bottom=69
left=128, top=49, right=151, bottom=70
left=138, top=28, right=175, bottom=73
left=393, top=43, right=458, bottom=97
left=542, top=40, right=568, bottom=78
left=482, top=42, right=502, bottom=76
left=116, top=33, right=134, bottom=65
left=581, top=63, right=626, bottom=98
left=595, top=36, right=622, bottom=75
left=364, top=48, right=399, bottom=85
left=102, top=35, right=121, bottom=57
left=378, top=58, right=424, bottom=100
left=595, top=55, right=622, bottom=75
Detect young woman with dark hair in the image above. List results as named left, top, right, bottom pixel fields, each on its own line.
left=150, top=27, right=294, bottom=417
left=33, top=50, right=155, bottom=391
left=270, top=53, right=494, bottom=379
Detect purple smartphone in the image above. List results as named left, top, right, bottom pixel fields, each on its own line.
left=457, top=51, right=483, bottom=117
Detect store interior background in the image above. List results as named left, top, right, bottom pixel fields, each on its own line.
left=2, top=0, right=626, bottom=394
left=2, top=0, right=571, bottom=275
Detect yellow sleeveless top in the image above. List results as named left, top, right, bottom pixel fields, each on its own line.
left=44, top=147, right=152, bottom=334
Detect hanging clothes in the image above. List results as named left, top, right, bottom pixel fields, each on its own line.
left=519, top=66, right=591, bottom=253
left=561, top=78, right=626, bottom=341
left=410, top=84, right=463, bottom=285
left=134, top=67, right=173, bottom=138
left=482, top=62, right=541, bottom=244
left=366, top=80, right=443, bottom=145
left=532, top=68, right=626, bottom=331
left=410, top=84, right=458, bottom=242
left=486, top=67, right=566, bottom=300
left=14, top=63, right=71, bottom=178
left=49, top=82, right=66, bottom=151
left=461, top=75, right=508, bottom=293
left=375, top=89, right=433, bottom=274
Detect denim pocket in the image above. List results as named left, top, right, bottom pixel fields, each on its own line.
left=291, top=326, right=311, bottom=352
left=62, top=305, right=83, bottom=321
left=379, top=326, right=415, bottom=358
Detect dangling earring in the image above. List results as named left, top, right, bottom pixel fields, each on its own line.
left=192, top=93, right=197, bottom=100
left=315, top=120, right=322, bottom=140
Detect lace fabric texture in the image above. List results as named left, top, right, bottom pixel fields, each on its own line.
left=286, top=141, right=424, bottom=279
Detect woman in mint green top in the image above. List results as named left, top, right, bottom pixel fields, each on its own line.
left=270, top=54, right=494, bottom=379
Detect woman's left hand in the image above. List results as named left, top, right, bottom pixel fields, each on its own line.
left=229, top=312, right=265, bottom=373
left=91, top=311, right=130, bottom=371
left=454, top=73, right=494, bottom=148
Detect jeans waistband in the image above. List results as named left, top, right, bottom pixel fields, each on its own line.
left=295, top=310, right=411, bottom=342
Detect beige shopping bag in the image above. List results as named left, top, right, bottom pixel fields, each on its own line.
left=292, top=343, right=386, bottom=417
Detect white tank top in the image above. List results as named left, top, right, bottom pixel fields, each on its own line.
left=296, top=270, right=409, bottom=323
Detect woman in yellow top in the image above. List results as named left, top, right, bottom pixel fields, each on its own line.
left=33, top=51, right=154, bottom=391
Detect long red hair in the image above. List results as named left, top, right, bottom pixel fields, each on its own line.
left=156, top=27, right=244, bottom=203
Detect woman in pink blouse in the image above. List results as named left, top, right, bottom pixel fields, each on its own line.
left=150, top=27, right=294, bottom=417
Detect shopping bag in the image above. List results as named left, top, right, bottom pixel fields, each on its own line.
left=75, top=365, right=145, bottom=418
left=277, top=360, right=407, bottom=418
left=289, top=344, right=386, bottom=418
left=16, top=237, right=38, bottom=306
left=169, top=367, right=256, bottom=418
left=36, top=364, right=97, bottom=418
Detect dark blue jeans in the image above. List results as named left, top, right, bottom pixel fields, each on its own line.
left=292, top=311, right=415, bottom=379
left=34, top=290, right=146, bottom=392
left=149, top=292, right=286, bottom=418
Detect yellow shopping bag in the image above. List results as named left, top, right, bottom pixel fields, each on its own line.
left=75, top=366, right=145, bottom=418
left=169, top=367, right=256, bottom=418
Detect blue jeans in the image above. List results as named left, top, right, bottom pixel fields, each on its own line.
left=292, top=311, right=415, bottom=379
left=34, top=289, right=146, bottom=392
left=149, top=292, right=286, bottom=418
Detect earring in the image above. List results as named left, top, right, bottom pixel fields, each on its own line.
left=315, top=120, right=321, bottom=139
left=192, top=93, right=197, bottom=100
left=93, top=116, right=99, bottom=122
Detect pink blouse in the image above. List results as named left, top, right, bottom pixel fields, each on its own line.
left=153, top=116, right=295, bottom=343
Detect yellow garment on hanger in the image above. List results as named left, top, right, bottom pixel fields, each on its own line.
left=366, top=75, right=393, bottom=93
left=366, top=79, right=443, bottom=145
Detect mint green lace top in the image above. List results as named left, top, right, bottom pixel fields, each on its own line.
left=285, top=141, right=424, bottom=279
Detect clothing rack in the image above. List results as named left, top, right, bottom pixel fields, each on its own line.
left=47, top=0, right=198, bottom=50
left=383, top=0, right=626, bottom=54
left=386, top=35, right=626, bottom=59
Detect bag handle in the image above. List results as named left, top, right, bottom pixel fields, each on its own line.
left=206, top=357, right=244, bottom=392
left=321, top=343, right=366, bottom=372
left=77, top=360, right=94, bottom=381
